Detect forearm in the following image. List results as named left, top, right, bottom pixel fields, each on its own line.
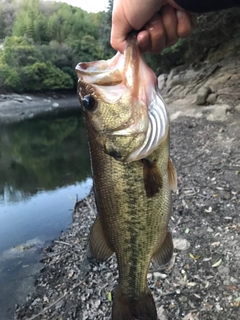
left=173, top=0, right=240, bottom=13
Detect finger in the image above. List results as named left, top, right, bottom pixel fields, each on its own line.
left=176, top=10, right=194, bottom=38
left=111, top=19, right=131, bottom=53
left=161, top=5, right=178, bottom=47
left=110, top=28, right=127, bottom=54
left=137, top=30, right=151, bottom=52
left=144, top=13, right=167, bottom=54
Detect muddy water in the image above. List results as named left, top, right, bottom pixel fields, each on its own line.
left=0, top=113, right=92, bottom=319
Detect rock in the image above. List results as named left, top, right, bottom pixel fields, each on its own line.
left=207, top=227, right=214, bottom=233
left=207, top=93, right=218, bottom=105
left=184, top=69, right=200, bottom=82
left=166, top=66, right=186, bottom=90
left=12, top=94, right=21, bottom=98
left=158, top=74, right=168, bottom=90
left=168, top=84, right=184, bottom=96
left=168, top=65, right=187, bottom=80
left=94, top=299, right=101, bottom=308
left=25, top=96, right=32, bottom=101
left=147, top=273, right=153, bottom=280
left=157, top=306, right=168, bottom=320
left=207, top=104, right=230, bottom=121
left=44, top=99, right=51, bottom=103
left=196, top=86, right=212, bottom=105
left=166, top=74, right=183, bottom=91
left=0, top=238, right=44, bottom=262
left=52, top=102, right=59, bottom=108
left=14, top=97, right=24, bottom=103
left=208, top=73, right=231, bottom=88
left=153, top=272, right=168, bottom=280
left=218, top=266, right=230, bottom=275
left=0, top=94, right=7, bottom=100
left=173, top=238, right=190, bottom=251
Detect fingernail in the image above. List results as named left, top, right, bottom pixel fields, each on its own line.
left=177, top=10, right=185, bottom=22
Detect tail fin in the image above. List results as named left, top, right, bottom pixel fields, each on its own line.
left=112, top=289, right=157, bottom=320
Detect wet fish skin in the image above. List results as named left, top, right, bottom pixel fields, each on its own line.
left=76, top=34, right=177, bottom=320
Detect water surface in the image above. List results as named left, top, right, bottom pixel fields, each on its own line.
left=0, top=113, right=92, bottom=318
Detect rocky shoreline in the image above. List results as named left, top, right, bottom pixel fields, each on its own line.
left=0, top=92, right=80, bottom=124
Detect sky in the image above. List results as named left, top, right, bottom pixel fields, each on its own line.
left=56, top=0, right=109, bottom=13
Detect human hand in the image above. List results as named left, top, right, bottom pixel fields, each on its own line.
left=111, top=0, right=196, bottom=54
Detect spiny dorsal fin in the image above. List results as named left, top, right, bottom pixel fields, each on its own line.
left=89, top=215, right=114, bottom=261
left=168, top=158, right=177, bottom=192
left=142, top=159, right=162, bottom=198
left=152, top=230, right=173, bottom=266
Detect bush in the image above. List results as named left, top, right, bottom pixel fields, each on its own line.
left=0, top=36, right=73, bottom=92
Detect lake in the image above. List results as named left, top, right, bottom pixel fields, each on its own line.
left=0, top=112, right=92, bottom=319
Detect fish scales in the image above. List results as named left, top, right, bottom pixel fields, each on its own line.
left=90, top=135, right=171, bottom=294
left=76, top=33, right=177, bottom=320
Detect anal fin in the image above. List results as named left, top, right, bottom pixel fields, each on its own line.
left=152, top=230, right=173, bottom=266
left=89, top=215, right=114, bottom=261
left=168, top=158, right=177, bottom=192
left=142, top=159, right=162, bottom=198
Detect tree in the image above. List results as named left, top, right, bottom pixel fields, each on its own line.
left=99, top=0, right=115, bottom=58
left=0, top=0, right=115, bottom=92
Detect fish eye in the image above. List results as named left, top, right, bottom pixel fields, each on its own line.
left=82, top=94, right=96, bottom=111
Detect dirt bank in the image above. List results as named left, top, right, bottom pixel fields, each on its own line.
left=14, top=58, right=240, bottom=320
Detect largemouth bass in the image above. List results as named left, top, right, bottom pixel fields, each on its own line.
left=76, top=33, right=177, bottom=320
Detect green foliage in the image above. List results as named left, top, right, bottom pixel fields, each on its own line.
left=22, top=62, right=73, bottom=91
left=98, top=0, right=115, bottom=58
left=0, top=0, right=110, bottom=92
left=0, top=65, right=20, bottom=88
left=0, top=36, right=73, bottom=92
left=0, top=36, right=43, bottom=66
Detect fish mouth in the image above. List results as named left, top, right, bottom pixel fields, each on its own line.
left=76, top=52, right=124, bottom=87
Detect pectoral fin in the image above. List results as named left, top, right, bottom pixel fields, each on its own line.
left=89, top=215, right=114, bottom=261
left=152, top=230, right=173, bottom=266
left=142, top=159, right=162, bottom=198
left=168, top=158, right=177, bottom=192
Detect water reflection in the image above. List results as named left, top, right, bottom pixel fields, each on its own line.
left=0, top=115, right=91, bottom=200
left=0, top=113, right=92, bottom=318
left=0, top=115, right=92, bottom=251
